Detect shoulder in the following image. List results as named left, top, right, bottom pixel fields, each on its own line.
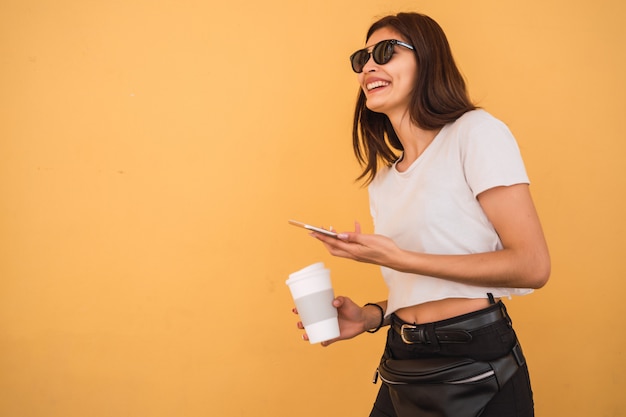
left=450, top=109, right=508, bottom=132
left=445, top=110, right=516, bottom=149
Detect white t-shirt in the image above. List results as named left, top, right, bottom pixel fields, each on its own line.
left=368, top=110, right=533, bottom=317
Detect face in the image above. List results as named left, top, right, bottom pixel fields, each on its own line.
left=356, top=27, right=417, bottom=118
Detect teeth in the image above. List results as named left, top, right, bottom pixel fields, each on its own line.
left=367, top=80, right=390, bottom=91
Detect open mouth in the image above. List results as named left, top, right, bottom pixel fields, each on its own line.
left=366, top=80, right=390, bottom=91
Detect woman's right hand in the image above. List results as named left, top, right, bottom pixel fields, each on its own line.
left=293, top=296, right=377, bottom=347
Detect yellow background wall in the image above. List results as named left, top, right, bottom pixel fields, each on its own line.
left=1, top=0, right=624, bottom=415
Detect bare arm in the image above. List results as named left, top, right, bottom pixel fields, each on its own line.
left=313, top=184, right=550, bottom=289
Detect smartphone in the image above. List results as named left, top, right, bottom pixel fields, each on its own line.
left=288, top=219, right=338, bottom=237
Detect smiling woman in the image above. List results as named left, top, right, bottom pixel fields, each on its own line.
left=294, top=12, right=549, bottom=417
left=351, top=18, right=477, bottom=183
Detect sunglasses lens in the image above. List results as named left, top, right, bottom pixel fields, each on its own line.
left=373, top=40, right=394, bottom=65
left=350, top=49, right=370, bottom=73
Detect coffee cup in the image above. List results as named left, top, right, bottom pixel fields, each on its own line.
left=286, top=262, right=340, bottom=344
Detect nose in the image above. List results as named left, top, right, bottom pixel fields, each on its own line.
left=361, top=54, right=378, bottom=73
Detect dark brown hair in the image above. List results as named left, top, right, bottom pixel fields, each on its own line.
left=353, top=13, right=476, bottom=184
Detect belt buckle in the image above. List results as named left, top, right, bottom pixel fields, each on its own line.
left=400, top=323, right=421, bottom=344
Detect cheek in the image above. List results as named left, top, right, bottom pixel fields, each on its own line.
left=357, top=74, right=366, bottom=89
left=399, top=71, right=418, bottom=96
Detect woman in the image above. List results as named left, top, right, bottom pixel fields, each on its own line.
left=294, top=12, right=550, bottom=417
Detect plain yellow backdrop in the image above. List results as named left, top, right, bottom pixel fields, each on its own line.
left=1, top=0, right=625, bottom=416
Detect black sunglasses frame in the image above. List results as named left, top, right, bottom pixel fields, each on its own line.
left=349, top=39, right=415, bottom=73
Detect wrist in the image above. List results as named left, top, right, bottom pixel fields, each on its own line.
left=363, top=303, right=385, bottom=333
left=389, top=248, right=415, bottom=274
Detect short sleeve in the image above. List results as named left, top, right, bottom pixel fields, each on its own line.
left=460, top=113, right=529, bottom=197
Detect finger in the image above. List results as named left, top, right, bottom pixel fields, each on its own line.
left=335, top=239, right=359, bottom=250
left=336, top=222, right=363, bottom=241
left=332, top=296, right=345, bottom=308
left=296, top=321, right=304, bottom=329
left=321, top=337, right=339, bottom=347
left=312, top=233, right=353, bottom=252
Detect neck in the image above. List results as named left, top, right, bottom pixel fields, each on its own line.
left=390, top=112, right=440, bottom=170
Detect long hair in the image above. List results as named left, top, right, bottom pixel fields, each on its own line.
left=353, top=13, right=476, bottom=184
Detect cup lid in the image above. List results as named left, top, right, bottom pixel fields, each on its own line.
left=286, top=262, right=327, bottom=285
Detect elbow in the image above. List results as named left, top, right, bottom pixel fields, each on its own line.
left=529, top=267, right=550, bottom=289
left=526, top=253, right=551, bottom=289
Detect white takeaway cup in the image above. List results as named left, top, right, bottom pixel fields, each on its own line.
left=286, top=262, right=340, bottom=344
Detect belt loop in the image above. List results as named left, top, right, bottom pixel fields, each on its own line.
left=512, top=342, right=526, bottom=367
left=487, top=292, right=495, bottom=304
left=425, top=323, right=440, bottom=352
left=499, top=300, right=513, bottom=327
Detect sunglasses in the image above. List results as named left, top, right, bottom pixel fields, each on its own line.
left=349, top=39, right=415, bottom=73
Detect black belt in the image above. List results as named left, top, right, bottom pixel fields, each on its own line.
left=391, top=304, right=510, bottom=345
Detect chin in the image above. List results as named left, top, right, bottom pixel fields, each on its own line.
left=365, top=100, right=386, bottom=114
